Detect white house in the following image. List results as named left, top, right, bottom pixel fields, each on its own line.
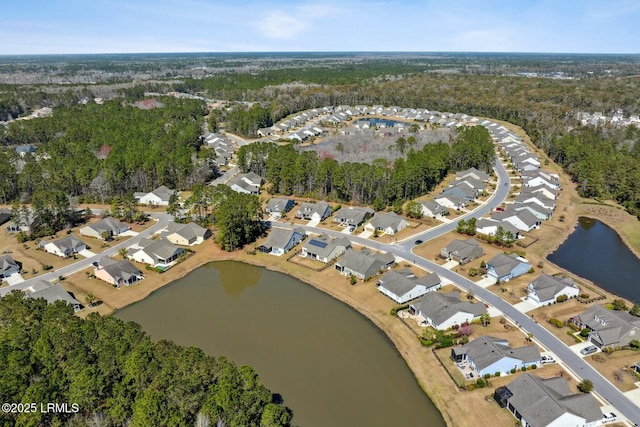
left=301, top=234, right=351, bottom=263
left=527, top=274, right=580, bottom=306
left=451, top=336, right=540, bottom=377
left=420, top=200, right=447, bottom=218
left=160, top=222, right=211, bottom=246
left=134, top=185, right=177, bottom=206
left=377, top=270, right=441, bottom=304
left=80, top=217, right=129, bottom=240
left=409, top=291, right=487, bottom=330
left=434, top=193, right=467, bottom=210
left=364, top=212, right=408, bottom=235
left=39, top=236, right=87, bottom=258
left=127, top=238, right=185, bottom=269
left=258, top=227, right=305, bottom=256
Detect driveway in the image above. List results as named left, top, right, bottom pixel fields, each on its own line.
left=5, top=274, right=25, bottom=285
left=474, top=276, right=496, bottom=288
left=78, top=249, right=97, bottom=258
left=120, top=230, right=140, bottom=237
left=442, top=260, right=459, bottom=270
left=307, top=218, right=321, bottom=227
left=357, top=230, right=373, bottom=238
left=513, top=298, right=539, bottom=313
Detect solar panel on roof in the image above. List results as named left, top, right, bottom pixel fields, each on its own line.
left=309, top=240, right=328, bottom=248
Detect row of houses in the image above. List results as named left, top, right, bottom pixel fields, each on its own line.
left=201, top=132, right=233, bottom=166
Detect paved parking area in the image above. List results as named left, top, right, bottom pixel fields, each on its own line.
left=474, top=276, right=496, bottom=288
left=78, top=249, right=97, bottom=258
left=5, top=274, right=25, bottom=285
left=513, top=298, right=539, bottom=313
left=120, top=230, right=139, bottom=237
left=307, top=218, right=320, bottom=227
left=442, top=260, right=459, bottom=270
left=357, top=230, right=373, bottom=238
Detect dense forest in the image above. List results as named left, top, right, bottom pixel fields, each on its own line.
left=237, top=126, right=494, bottom=207
left=0, top=294, right=291, bottom=427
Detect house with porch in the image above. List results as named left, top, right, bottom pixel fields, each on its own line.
left=486, top=253, right=531, bottom=282
left=160, top=222, right=211, bottom=246
left=409, top=291, right=487, bottom=330
left=333, top=206, right=374, bottom=227
left=295, top=201, right=332, bottom=222
left=94, top=257, right=144, bottom=288
left=527, top=274, right=580, bottom=306
left=569, top=304, right=640, bottom=349
left=474, top=218, right=520, bottom=239
left=441, top=238, right=484, bottom=265
left=442, top=183, right=477, bottom=202
left=434, top=193, right=467, bottom=210
left=507, top=203, right=553, bottom=221
left=301, top=234, right=351, bottom=263
left=39, top=236, right=87, bottom=258
left=80, top=217, right=129, bottom=240
left=377, top=269, right=441, bottom=304
left=134, top=185, right=177, bottom=206
left=257, top=227, right=306, bottom=256
left=265, top=198, right=295, bottom=215
left=420, top=200, right=448, bottom=218
left=364, top=212, right=408, bottom=235
left=451, top=336, right=540, bottom=377
left=0, top=254, right=21, bottom=279
left=335, top=249, right=395, bottom=280
left=126, top=238, right=185, bottom=269
left=493, top=373, right=603, bottom=427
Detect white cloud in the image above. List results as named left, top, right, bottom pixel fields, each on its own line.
left=256, top=10, right=309, bottom=39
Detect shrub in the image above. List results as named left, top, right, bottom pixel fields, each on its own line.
left=548, top=318, right=564, bottom=328
left=390, top=304, right=410, bottom=316
left=510, top=368, right=517, bottom=374
left=579, top=327, right=592, bottom=338
left=556, top=294, right=568, bottom=303
left=577, top=379, right=593, bottom=393
left=527, top=267, right=535, bottom=274
left=484, top=374, right=491, bottom=379
left=494, top=372, right=501, bottom=377
left=476, top=378, right=487, bottom=388
left=42, top=265, right=53, bottom=271
left=579, top=293, right=590, bottom=299
left=531, top=364, right=537, bottom=369
left=521, top=366, right=527, bottom=372
left=568, top=322, right=580, bottom=331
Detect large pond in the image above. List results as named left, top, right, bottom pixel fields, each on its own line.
left=548, top=217, right=640, bottom=304
left=116, top=261, right=445, bottom=427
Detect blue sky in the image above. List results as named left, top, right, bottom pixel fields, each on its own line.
left=1, top=0, right=638, bottom=54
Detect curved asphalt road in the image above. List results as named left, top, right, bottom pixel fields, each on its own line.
left=291, top=156, right=639, bottom=425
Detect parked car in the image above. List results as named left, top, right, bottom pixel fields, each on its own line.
left=414, top=239, right=424, bottom=245
left=580, top=345, right=598, bottom=355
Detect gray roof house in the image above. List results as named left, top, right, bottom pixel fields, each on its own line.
left=442, top=184, right=477, bottom=202
left=295, top=202, right=332, bottom=222
left=491, top=210, right=541, bottom=232
left=449, top=177, right=485, bottom=192
left=333, top=206, right=374, bottom=226
left=527, top=274, right=580, bottom=306
left=24, top=279, right=81, bottom=312
left=80, top=217, right=129, bottom=240
left=127, top=238, right=185, bottom=269
left=94, top=257, right=143, bottom=287
left=365, top=212, right=408, bottom=235
left=134, top=185, right=176, bottom=206
left=301, top=234, right=351, bottom=263
left=493, top=373, right=603, bottom=427
left=229, top=175, right=261, bottom=195
left=507, top=203, right=553, bottom=221
left=0, top=254, right=20, bottom=278
left=420, top=200, right=447, bottom=218
left=265, top=198, right=295, bottom=214
left=474, top=218, right=520, bottom=238
left=409, top=291, right=487, bottom=330
left=335, top=249, right=394, bottom=280
left=258, top=227, right=306, bottom=256
left=160, top=222, right=211, bottom=246
left=451, top=336, right=540, bottom=376
left=377, top=269, right=441, bottom=304
left=39, top=236, right=87, bottom=258
left=455, top=167, right=490, bottom=182
left=441, top=238, right=484, bottom=265
left=569, top=304, right=640, bottom=349
left=434, top=193, right=467, bottom=210
left=15, top=145, right=38, bottom=156
left=486, top=253, right=531, bottom=282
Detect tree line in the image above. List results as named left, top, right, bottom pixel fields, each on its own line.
left=237, top=126, right=495, bottom=207
left=0, top=293, right=291, bottom=427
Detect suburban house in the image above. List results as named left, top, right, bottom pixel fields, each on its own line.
left=377, top=269, right=441, bottom=304
left=364, top=212, right=408, bottom=235
left=265, top=198, right=295, bottom=215
left=229, top=172, right=263, bottom=195
left=295, top=202, right=332, bottom=223
left=333, top=206, right=374, bottom=227
left=0, top=254, right=20, bottom=279
left=409, top=291, right=487, bottom=330
left=569, top=304, right=640, bottom=349
left=442, top=184, right=477, bottom=202
left=491, top=210, right=541, bottom=232
left=486, top=253, right=531, bottom=282
left=455, top=167, right=490, bottom=182
left=301, top=234, right=351, bottom=263
left=80, top=217, right=129, bottom=240
left=15, top=144, right=38, bottom=156
left=0, top=209, right=11, bottom=227
left=257, top=227, right=306, bottom=256
left=5, top=210, right=40, bottom=234
left=39, top=236, right=87, bottom=258
left=441, top=238, right=484, bottom=265
left=160, top=222, right=211, bottom=246
left=420, top=200, right=448, bottom=218
left=126, top=238, right=185, bottom=269
left=494, top=373, right=603, bottom=427
left=435, top=193, right=467, bottom=210
left=514, top=193, right=556, bottom=211
left=94, top=257, right=144, bottom=288
left=527, top=274, right=580, bottom=306
left=335, top=249, right=395, bottom=280
left=508, top=203, right=553, bottom=221
left=474, top=218, right=520, bottom=239
left=451, top=336, right=540, bottom=377
left=23, top=279, right=82, bottom=312
left=449, top=177, right=485, bottom=193
left=519, top=184, right=558, bottom=201
left=134, top=185, right=177, bottom=206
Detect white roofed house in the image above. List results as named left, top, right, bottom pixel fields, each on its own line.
left=409, top=291, right=487, bottom=330
left=527, top=274, right=580, bottom=307
left=39, top=236, right=87, bottom=258
left=80, top=217, right=129, bottom=240
left=126, top=238, right=185, bottom=270
left=134, top=185, right=177, bottom=206
left=257, top=227, right=305, bottom=256
left=301, top=234, right=351, bottom=263
left=377, top=269, right=441, bottom=304
left=160, top=222, right=211, bottom=246
left=364, top=212, right=408, bottom=235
